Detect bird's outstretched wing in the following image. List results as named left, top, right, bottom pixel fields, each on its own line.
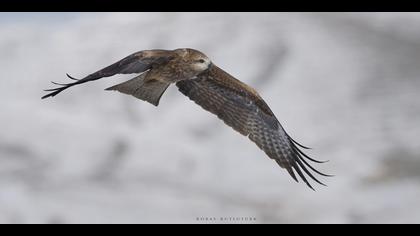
left=42, top=50, right=174, bottom=99
left=176, top=65, right=331, bottom=190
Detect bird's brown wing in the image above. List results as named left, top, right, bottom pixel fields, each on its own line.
left=176, top=65, right=330, bottom=190
left=42, top=50, right=175, bottom=99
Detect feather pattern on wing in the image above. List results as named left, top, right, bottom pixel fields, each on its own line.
left=42, top=50, right=174, bottom=99
left=176, top=65, right=330, bottom=190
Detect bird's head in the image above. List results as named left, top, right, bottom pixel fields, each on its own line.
left=174, top=48, right=212, bottom=74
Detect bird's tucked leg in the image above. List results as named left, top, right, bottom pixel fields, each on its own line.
left=105, top=74, right=170, bottom=106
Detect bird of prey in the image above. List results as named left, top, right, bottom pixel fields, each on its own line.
left=42, top=48, right=330, bottom=190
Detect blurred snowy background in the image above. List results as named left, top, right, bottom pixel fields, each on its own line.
left=0, top=12, right=420, bottom=224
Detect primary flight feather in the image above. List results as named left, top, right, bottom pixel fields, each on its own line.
left=42, top=48, right=331, bottom=190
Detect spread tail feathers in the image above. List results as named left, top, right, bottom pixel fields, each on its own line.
left=105, top=74, right=170, bottom=106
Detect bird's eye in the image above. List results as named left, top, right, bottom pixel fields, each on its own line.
left=198, top=59, right=205, bottom=63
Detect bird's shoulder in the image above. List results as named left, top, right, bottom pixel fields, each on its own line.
left=200, top=65, right=275, bottom=117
